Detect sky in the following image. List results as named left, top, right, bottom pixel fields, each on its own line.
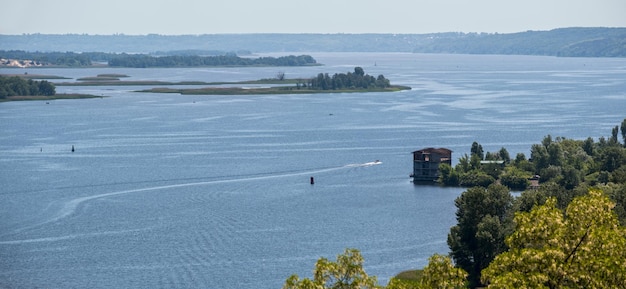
left=2, top=0, right=626, bottom=35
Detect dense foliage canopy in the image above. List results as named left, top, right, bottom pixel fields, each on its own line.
left=305, top=67, right=391, bottom=90
left=283, top=248, right=379, bottom=289
left=482, top=189, right=626, bottom=288
left=447, top=184, right=513, bottom=288
left=0, top=75, right=55, bottom=98
left=0, top=50, right=317, bottom=68
left=0, top=50, right=92, bottom=66
left=108, top=54, right=317, bottom=68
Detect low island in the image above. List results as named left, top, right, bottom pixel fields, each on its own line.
left=138, top=67, right=411, bottom=95
left=0, top=75, right=104, bottom=102
left=1, top=67, right=410, bottom=102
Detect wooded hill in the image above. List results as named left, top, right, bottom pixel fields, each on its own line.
left=1, top=28, right=624, bottom=57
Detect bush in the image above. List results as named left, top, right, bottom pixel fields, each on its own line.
left=459, top=170, right=496, bottom=187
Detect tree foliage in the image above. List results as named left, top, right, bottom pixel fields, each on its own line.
left=0, top=50, right=92, bottom=66
left=283, top=248, right=379, bottom=289
left=0, top=75, right=55, bottom=98
left=417, top=254, right=467, bottom=289
left=385, top=254, right=468, bottom=289
left=108, top=54, right=316, bottom=67
left=482, top=189, right=626, bottom=288
left=307, top=67, right=391, bottom=90
left=447, top=184, right=513, bottom=288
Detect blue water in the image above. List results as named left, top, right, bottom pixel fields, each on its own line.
left=1, top=53, right=625, bottom=288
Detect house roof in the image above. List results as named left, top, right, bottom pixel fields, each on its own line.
left=412, top=147, right=452, bottom=155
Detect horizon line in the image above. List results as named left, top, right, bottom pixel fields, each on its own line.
left=2, top=26, right=625, bottom=37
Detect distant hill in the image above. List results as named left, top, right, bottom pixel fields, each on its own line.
left=1, top=28, right=624, bottom=57
left=411, top=27, right=626, bottom=57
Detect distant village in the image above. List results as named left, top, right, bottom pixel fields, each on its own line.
left=1, top=58, right=46, bottom=68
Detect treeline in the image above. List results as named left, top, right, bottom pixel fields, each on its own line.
left=0, top=50, right=317, bottom=67
left=108, top=54, right=316, bottom=67
left=0, top=50, right=93, bottom=66
left=438, top=120, right=626, bottom=192
left=0, top=75, right=56, bottom=98
left=440, top=120, right=626, bottom=287
left=305, top=67, right=391, bottom=90
left=285, top=120, right=626, bottom=289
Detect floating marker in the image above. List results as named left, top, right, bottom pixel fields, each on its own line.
left=310, top=177, right=315, bottom=185
left=71, top=145, right=75, bottom=152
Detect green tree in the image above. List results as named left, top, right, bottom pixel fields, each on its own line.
left=621, top=118, right=626, bottom=147
left=354, top=67, right=365, bottom=76
left=418, top=254, right=468, bottom=289
left=455, top=154, right=471, bottom=174
left=498, top=147, right=510, bottom=164
left=438, top=163, right=459, bottom=186
left=386, top=254, right=467, bottom=289
left=470, top=141, right=484, bottom=160
left=38, top=80, right=55, bottom=96
left=610, top=125, right=620, bottom=145
left=583, top=137, right=595, bottom=156
left=283, top=248, right=379, bottom=289
left=530, top=143, right=550, bottom=174
left=499, top=166, right=531, bottom=191
left=481, top=189, right=626, bottom=288
left=597, top=146, right=626, bottom=172
left=458, top=170, right=495, bottom=187
left=448, top=184, right=513, bottom=288
left=512, top=153, right=534, bottom=173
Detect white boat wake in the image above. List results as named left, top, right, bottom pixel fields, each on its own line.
left=5, top=161, right=383, bottom=237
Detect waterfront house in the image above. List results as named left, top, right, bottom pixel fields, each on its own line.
left=412, top=148, right=452, bottom=182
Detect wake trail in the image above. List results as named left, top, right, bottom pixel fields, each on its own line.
left=5, top=161, right=382, bottom=236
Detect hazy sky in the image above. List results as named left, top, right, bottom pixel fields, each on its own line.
left=3, top=0, right=625, bottom=35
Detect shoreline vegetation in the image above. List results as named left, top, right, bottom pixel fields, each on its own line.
left=286, top=120, right=626, bottom=289
left=0, top=93, right=105, bottom=102
left=0, top=52, right=318, bottom=68
left=137, top=67, right=410, bottom=95
left=0, top=67, right=409, bottom=101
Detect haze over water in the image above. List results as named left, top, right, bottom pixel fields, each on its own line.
left=1, top=53, right=625, bottom=288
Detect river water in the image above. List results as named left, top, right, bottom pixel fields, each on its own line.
left=1, top=53, right=625, bottom=288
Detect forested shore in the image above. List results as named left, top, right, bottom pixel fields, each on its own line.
left=284, top=120, right=626, bottom=289
left=0, top=75, right=55, bottom=98
left=0, top=51, right=317, bottom=68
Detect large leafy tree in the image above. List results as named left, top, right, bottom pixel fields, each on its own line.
left=386, top=254, right=467, bottom=289
left=417, top=254, right=467, bottom=289
left=447, top=184, right=513, bottom=288
left=283, top=248, right=379, bottom=289
left=481, top=189, right=626, bottom=288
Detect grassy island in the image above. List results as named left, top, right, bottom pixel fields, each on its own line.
left=0, top=93, right=106, bottom=102
left=138, top=67, right=411, bottom=95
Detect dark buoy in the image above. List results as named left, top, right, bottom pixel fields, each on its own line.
left=310, top=176, right=315, bottom=185
left=71, top=145, right=75, bottom=152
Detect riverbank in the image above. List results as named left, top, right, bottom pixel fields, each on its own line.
left=0, top=93, right=106, bottom=102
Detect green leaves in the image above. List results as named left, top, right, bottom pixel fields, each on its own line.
left=283, top=248, right=379, bottom=289
left=418, top=254, right=467, bottom=289
left=482, top=189, right=626, bottom=288
left=448, top=184, right=513, bottom=287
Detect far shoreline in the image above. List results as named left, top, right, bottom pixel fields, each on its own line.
left=0, top=93, right=106, bottom=102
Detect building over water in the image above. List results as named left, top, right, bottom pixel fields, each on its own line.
left=411, top=148, right=452, bottom=182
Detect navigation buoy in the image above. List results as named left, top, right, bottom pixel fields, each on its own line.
left=71, top=145, right=75, bottom=152
left=310, top=177, right=315, bottom=185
